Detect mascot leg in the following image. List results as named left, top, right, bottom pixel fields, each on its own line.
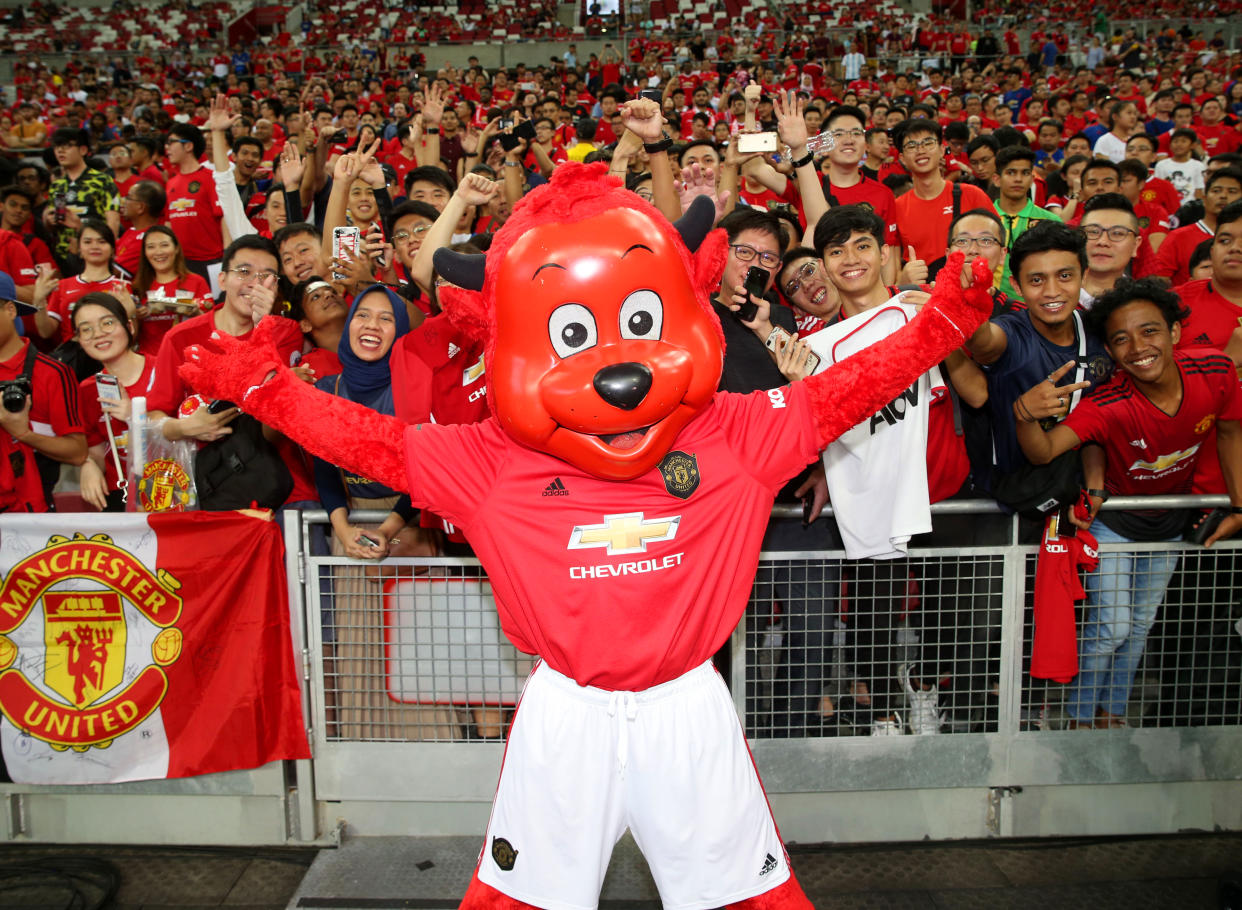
left=726, top=872, right=815, bottom=910
left=458, top=870, right=539, bottom=910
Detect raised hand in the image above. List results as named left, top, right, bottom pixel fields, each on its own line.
left=356, top=138, right=386, bottom=189
left=677, top=162, right=730, bottom=223
left=772, top=90, right=808, bottom=150
left=279, top=141, right=305, bottom=187
left=422, top=81, right=446, bottom=127
left=207, top=93, right=240, bottom=133
left=618, top=98, right=664, bottom=143
left=456, top=171, right=500, bottom=207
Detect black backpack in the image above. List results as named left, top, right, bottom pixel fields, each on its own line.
left=193, top=413, right=293, bottom=511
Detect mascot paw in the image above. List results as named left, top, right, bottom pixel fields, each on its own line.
left=926, top=251, right=995, bottom=341
left=178, top=316, right=284, bottom=406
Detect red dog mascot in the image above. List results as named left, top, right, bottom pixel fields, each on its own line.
left=184, top=163, right=992, bottom=910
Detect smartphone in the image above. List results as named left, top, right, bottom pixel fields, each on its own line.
left=738, top=266, right=766, bottom=322
left=497, top=132, right=522, bottom=151
left=53, top=192, right=67, bottom=224
left=514, top=119, right=537, bottom=141
left=738, top=131, right=778, bottom=154
left=764, top=326, right=822, bottom=373
left=359, top=533, right=381, bottom=549
left=332, top=226, right=361, bottom=279
left=639, top=88, right=663, bottom=105
left=94, top=372, right=121, bottom=405
left=328, top=129, right=348, bottom=144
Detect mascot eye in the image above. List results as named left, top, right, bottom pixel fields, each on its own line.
left=618, top=290, right=663, bottom=341
left=548, top=303, right=598, bottom=358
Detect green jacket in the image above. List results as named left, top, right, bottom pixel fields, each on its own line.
left=994, top=199, right=1061, bottom=300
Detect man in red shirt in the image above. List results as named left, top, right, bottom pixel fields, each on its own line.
left=893, top=119, right=992, bottom=264
left=1153, top=167, right=1242, bottom=286
left=147, top=235, right=316, bottom=508
left=163, top=122, right=224, bottom=292
left=1193, top=98, right=1241, bottom=157
left=0, top=271, right=86, bottom=512
left=115, top=180, right=165, bottom=278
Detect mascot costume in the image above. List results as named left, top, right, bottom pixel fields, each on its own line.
left=183, top=163, right=992, bottom=910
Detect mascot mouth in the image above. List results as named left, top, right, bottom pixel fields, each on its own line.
left=599, top=425, right=653, bottom=450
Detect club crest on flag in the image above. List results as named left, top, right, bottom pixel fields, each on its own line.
left=0, top=533, right=183, bottom=752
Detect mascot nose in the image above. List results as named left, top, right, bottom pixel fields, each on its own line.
left=593, top=362, right=653, bottom=411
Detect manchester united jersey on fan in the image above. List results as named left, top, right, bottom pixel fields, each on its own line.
left=1064, top=348, right=1241, bottom=503
left=402, top=382, right=821, bottom=691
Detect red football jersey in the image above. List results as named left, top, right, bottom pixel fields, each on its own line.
left=1152, top=221, right=1213, bottom=287
left=402, top=382, right=821, bottom=690
left=135, top=272, right=212, bottom=355
left=164, top=166, right=224, bottom=261
left=1064, top=349, right=1242, bottom=497
left=47, top=275, right=133, bottom=346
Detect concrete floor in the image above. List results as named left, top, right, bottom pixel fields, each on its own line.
left=0, top=833, right=1238, bottom=909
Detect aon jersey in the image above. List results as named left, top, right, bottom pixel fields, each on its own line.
left=807, top=301, right=940, bottom=559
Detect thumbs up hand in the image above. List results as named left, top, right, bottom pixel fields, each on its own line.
left=900, top=245, right=928, bottom=285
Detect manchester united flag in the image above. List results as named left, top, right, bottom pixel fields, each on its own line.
left=0, top=512, right=309, bottom=784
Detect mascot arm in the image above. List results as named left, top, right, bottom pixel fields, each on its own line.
left=804, top=252, right=993, bottom=451
left=178, top=319, right=411, bottom=494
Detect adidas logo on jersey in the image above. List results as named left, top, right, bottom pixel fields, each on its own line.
left=448, top=342, right=460, bottom=358
left=1130, top=438, right=1148, bottom=448
left=1194, top=333, right=1213, bottom=345
left=760, top=853, right=778, bottom=876
left=543, top=478, right=570, bottom=496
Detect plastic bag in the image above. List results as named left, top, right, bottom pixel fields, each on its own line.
left=127, top=397, right=198, bottom=512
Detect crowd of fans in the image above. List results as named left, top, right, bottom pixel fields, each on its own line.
left=1, top=15, right=1240, bottom=737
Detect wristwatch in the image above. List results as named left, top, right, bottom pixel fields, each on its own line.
left=425, top=126, right=440, bottom=134
left=1085, top=488, right=1110, bottom=502
left=644, top=132, right=673, bottom=154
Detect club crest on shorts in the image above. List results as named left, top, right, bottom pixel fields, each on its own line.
left=491, top=836, right=518, bottom=871
left=658, top=451, right=700, bottom=499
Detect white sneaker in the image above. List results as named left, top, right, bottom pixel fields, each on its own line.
left=900, top=663, right=942, bottom=735
left=871, top=714, right=904, bottom=736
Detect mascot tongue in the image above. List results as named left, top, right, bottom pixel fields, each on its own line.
left=603, top=429, right=647, bottom=450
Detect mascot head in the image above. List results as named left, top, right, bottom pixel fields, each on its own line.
left=435, top=163, right=728, bottom=481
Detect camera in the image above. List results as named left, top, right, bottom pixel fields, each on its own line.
left=0, top=378, right=31, bottom=413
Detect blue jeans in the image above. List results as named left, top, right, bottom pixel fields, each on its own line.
left=1064, top=521, right=1180, bottom=723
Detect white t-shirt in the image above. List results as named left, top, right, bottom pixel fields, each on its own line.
left=1092, top=131, right=1128, bottom=163
left=842, top=52, right=866, bottom=81
left=806, top=300, right=940, bottom=560
left=1154, top=157, right=1206, bottom=205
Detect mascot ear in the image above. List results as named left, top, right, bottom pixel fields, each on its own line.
left=693, top=227, right=729, bottom=296
left=439, top=285, right=490, bottom=343
left=433, top=248, right=486, bottom=291
left=673, top=196, right=717, bottom=252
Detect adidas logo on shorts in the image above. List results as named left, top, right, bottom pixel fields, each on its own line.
left=760, top=853, right=778, bottom=876
left=543, top=478, right=570, bottom=496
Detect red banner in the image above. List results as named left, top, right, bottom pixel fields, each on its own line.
left=0, top=512, right=309, bottom=784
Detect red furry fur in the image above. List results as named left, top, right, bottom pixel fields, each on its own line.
left=804, top=252, right=994, bottom=450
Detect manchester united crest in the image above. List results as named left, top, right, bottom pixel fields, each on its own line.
left=0, top=534, right=183, bottom=751
left=491, top=837, right=518, bottom=871
left=658, top=451, right=700, bottom=499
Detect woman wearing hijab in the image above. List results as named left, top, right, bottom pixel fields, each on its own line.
left=315, top=283, right=460, bottom=740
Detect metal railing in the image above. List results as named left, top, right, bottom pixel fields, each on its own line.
left=298, top=498, right=1242, bottom=842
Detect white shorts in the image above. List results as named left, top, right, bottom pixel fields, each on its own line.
left=476, top=661, right=791, bottom=910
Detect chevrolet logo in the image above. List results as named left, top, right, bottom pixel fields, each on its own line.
left=567, top=512, right=681, bottom=556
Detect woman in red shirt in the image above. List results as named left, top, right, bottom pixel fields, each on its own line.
left=131, top=225, right=212, bottom=355
left=34, top=219, right=133, bottom=348
left=73, top=292, right=155, bottom=511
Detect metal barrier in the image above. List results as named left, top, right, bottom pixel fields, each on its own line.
left=296, top=499, right=1242, bottom=843
left=1, top=499, right=1238, bottom=845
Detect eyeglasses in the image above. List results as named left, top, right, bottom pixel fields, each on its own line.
left=392, top=225, right=432, bottom=242
left=1081, top=225, right=1138, bottom=242
left=829, top=128, right=865, bottom=140
left=949, top=235, right=1002, bottom=251
left=730, top=243, right=781, bottom=269
left=903, top=137, right=940, bottom=153
left=76, top=316, right=121, bottom=340
left=228, top=265, right=280, bottom=282
left=783, top=260, right=819, bottom=297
